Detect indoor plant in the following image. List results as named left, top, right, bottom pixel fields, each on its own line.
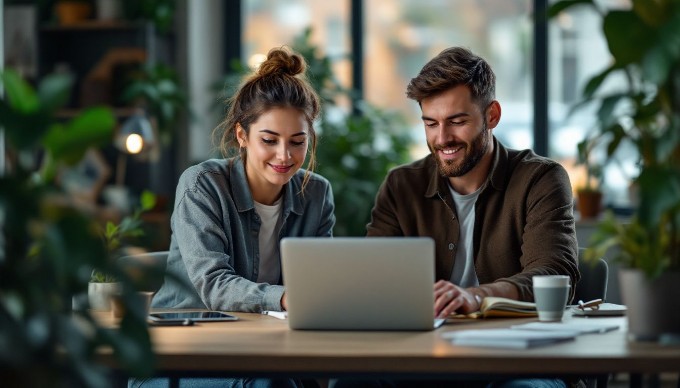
left=549, top=0, right=680, bottom=341
left=120, top=0, right=176, bottom=33
left=88, top=190, right=156, bottom=311
left=121, top=63, right=188, bottom=146
left=0, top=69, right=155, bottom=385
left=574, top=135, right=604, bottom=219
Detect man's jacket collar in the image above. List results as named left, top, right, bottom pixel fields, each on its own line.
left=424, top=136, right=509, bottom=198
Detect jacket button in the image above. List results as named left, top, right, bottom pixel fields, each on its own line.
left=448, top=243, right=455, bottom=250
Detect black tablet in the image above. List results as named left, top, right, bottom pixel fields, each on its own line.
left=149, top=311, right=238, bottom=322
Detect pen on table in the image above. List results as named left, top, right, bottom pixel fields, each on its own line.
left=148, top=318, right=194, bottom=326
left=262, top=311, right=288, bottom=319
left=577, top=299, right=603, bottom=310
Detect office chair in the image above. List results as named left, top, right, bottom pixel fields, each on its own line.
left=574, top=248, right=609, bottom=303
left=574, top=248, right=610, bottom=388
left=118, top=250, right=169, bottom=293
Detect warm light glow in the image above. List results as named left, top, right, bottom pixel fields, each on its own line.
left=557, top=12, right=574, bottom=29
left=125, top=134, right=144, bottom=154
left=248, top=53, right=267, bottom=70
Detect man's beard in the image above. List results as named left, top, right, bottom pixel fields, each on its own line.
left=431, top=123, right=490, bottom=178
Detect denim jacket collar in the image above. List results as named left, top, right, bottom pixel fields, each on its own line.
left=230, top=157, right=304, bottom=217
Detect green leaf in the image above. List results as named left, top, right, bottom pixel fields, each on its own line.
left=603, top=11, right=656, bottom=66
left=0, top=101, right=52, bottom=150
left=637, top=167, right=680, bottom=228
left=140, top=190, right=157, bottom=211
left=605, top=123, right=625, bottom=158
left=597, top=94, right=625, bottom=129
left=655, top=119, right=680, bottom=162
left=106, top=222, right=118, bottom=239
left=0, top=69, right=39, bottom=113
left=583, top=66, right=615, bottom=99
left=37, top=73, right=74, bottom=113
left=547, top=0, right=595, bottom=18
left=642, top=10, right=680, bottom=84
left=43, top=107, right=115, bottom=165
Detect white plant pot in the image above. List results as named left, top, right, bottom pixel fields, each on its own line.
left=619, top=269, right=680, bottom=342
left=88, top=282, right=122, bottom=311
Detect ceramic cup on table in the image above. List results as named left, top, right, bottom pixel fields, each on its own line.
left=532, top=275, right=570, bottom=322
left=111, top=291, right=154, bottom=320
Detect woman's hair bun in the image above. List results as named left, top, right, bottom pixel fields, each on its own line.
left=257, top=47, right=306, bottom=77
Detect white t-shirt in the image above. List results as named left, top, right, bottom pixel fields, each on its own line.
left=448, top=184, right=482, bottom=288
left=254, top=197, right=283, bottom=285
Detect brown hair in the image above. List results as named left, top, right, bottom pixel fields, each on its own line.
left=406, top=47, right=496, bottom=111
left=215, top=46, right=321, bottom=191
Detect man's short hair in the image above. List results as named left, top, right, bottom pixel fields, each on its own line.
left=406, top=47, right=496, bottom=110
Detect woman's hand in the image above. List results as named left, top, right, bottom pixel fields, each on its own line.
left=281, top=292, right=288, bottom=311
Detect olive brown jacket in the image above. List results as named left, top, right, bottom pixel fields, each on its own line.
left=366, top=137, right=579, bottom=302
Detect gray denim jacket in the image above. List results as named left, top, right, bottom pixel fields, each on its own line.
left=153, top=157, right=335, bottom=312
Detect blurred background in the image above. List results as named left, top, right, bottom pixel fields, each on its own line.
left=2, top=0, right=636, bottom=242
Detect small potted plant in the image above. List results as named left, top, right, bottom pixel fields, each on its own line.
left=54, top=0, right=93, bottom=25
left=88, top=191, right=156, bottom=311
left=87, top=267, right=121, bottom=311
left=575, top=136, right=604, bottom=219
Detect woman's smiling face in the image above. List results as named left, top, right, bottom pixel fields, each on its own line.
left=237, top=107, right=309, bottom=204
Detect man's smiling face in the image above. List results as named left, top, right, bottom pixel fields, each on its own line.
left=421, top=85, right=491, bottom=178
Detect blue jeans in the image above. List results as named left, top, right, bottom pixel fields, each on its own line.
left=129, top=378, right=300, bottom=388
left=488, top=379, right=567, bottom=388
left=329, top=378, right=567, bottom=388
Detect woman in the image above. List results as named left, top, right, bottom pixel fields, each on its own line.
left=153, top=46, right=335, bottom=313
left=135, top=47, right=334, bottom=388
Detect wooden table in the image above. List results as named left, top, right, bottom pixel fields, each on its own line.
left=104, top=312, right=680, bottom=380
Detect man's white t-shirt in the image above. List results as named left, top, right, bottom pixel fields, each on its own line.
left=449, top=184, right=482, bottom=288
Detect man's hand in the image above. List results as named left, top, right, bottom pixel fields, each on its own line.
left=281, top=292, right=288, bottom=311
left=434, top=280, right=481, bottom=318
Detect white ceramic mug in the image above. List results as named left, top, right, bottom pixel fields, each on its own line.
left=111, top=291, right=154, bottom=320
left=532, top=275, right=570, bottom=322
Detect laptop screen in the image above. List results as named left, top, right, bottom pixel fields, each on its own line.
left=280, top=237, right=439, bottom=331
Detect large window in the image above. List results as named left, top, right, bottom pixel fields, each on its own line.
left=242, top=0, right=350, bottom=88
left=365, top=0, right=533, bottom=158
left=240, top=0, right=635, bottom=209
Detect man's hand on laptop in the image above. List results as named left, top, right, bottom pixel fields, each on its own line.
left=434, top=280, right=481, bottom=318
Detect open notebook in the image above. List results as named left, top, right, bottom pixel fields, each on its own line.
left=281, top=237, right=445, bottom=331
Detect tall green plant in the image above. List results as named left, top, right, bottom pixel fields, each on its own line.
left=549, top=0, right=680, bottom=277
left=0, top=70, right=155, bottom=386
left=216, top=28, right=412, bottom=236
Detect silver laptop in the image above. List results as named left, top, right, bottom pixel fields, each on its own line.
left=280, top=237, right=444, bottom=331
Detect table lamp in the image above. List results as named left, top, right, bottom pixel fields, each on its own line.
left=115, top=110, right=156, bottom=187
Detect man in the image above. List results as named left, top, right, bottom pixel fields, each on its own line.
left=367, top=46, right=579, bottom=318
